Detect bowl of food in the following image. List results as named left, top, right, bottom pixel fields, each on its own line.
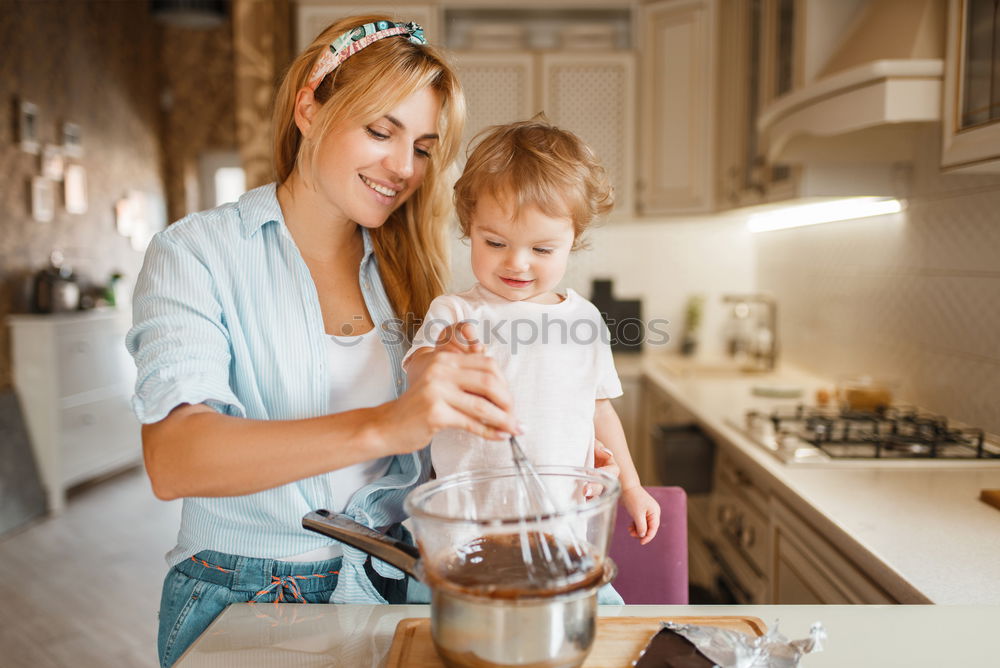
left=836, top=375, right=897, bottom=414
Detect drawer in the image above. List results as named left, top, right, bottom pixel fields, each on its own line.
left=60, top=394, right=141, bottom=486
left=715, top=454, right=769, bottom=515
left=711, top=486, right=769, bottom=576
left=56, top=326, right=135, bottom=398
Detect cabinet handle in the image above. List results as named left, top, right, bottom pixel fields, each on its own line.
left=739, top=525, right=756, bottom=549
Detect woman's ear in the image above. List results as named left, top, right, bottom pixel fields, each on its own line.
left=293, top=87, right=318, bottom=136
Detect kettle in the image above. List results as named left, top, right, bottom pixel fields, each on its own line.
left=34, top=250, right=80, bottom=313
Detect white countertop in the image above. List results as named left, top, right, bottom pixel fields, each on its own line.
left=634, top=352, right=1000, bottom=604
left=175, top=603, right=1000, bottom=666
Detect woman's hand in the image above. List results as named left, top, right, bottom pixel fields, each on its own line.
left=375, top=322, right=518, bottom=455
left=584, top=440, right=619, bottom=499
left=622, top=486, right=662, bottom=545
left=593, top=440, right=620, bottom=480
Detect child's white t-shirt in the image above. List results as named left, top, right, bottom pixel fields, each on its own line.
left=402, top=283, right=623, bottom=478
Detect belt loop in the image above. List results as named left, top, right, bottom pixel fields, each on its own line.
left=232, top=556, right=274, bottom=592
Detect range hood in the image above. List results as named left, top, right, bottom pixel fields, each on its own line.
left=758, top=0, right=946, bottom=165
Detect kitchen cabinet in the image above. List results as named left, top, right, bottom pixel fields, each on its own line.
left=541, top=52, right=636, bottom=218
left=705, top=449, right=899, bottom=605
left=639, top=377, right=724, bottom=603
left=636, top=377, right=695, bottom=486
left=705, top=451, right=770, bottom=603
left=637, top=0, right=718, bottom=214
left=771, top=497, right=897, bottom=604
left=450, top=51, right=535, bottom=165
left=638, top=0, right=892, bottom=215
left=8, top=310, right=141, bottom=513
left=716, top=0, right=802, bottom=208
left=636, top=0, right=797, bottom=214
left=452, top=49, right=636, bottom=219
left=941, top=0, right=1000, bottom=172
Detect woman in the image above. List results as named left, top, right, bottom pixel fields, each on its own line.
left=126, top=16, right=517, bottom=667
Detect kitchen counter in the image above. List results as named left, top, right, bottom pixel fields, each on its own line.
left=175, top=603, right=999, bottom=666
left=636, top=352, right=1000, bottom=604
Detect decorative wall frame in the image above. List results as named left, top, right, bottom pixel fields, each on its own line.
left=18, top=100, right=40, bottom=154
left=64, top=164, right=88, bottom=215
left=62, top=122, right=83, bottom=158
left=31, top=176, right=54, bottom=222
left=41, top=144, right=64, bottom=181
left=114, top=193, right=136, bottom=237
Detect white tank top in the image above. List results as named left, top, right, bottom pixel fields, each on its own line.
left=279, top=325, right=396, bottom=562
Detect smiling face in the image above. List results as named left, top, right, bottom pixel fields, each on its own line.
left=309, top=85, right=441, bottom=229
left=470, top=192, right=575, bottom=304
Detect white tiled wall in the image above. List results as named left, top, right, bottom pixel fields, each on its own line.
left=447, top=216, right=756, bottom=358
left=755, top=127, right=1000, bottom=435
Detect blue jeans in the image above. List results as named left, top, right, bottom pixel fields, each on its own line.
left=157, top=550, right=407, bottom=667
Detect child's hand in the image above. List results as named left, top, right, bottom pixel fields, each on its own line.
left=434, top=321, right=484, bottom=355
left=622, top=486, right=661, bottom=545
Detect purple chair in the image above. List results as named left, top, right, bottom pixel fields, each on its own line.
left=609, top=486, right=688, bottom=604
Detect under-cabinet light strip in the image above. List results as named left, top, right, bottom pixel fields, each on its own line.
left=747, top=197, right=904, bottom=233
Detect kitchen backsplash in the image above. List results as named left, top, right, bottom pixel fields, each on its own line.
left=448, top=216, right=757, bottom=359
left=756, top=126, right=1000, bottom=435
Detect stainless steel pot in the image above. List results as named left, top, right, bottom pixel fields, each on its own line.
left=34, top=267, right=79, bottom=313
left=302, top=466, right=620, bottom=668
left=33, top=251, right=80, bottom=313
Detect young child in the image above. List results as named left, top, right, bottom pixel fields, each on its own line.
left=403, top=117, right=661, bottom=548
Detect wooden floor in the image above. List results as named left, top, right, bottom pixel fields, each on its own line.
left=0, top=466, right=181, bottom=667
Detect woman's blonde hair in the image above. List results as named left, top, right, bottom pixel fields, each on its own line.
left=273, top=15, right=465, bottom=335
left=454, top=115, right=613, bottom=251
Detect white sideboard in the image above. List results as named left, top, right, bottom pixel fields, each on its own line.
left=8, top=309, right=141, bottom=513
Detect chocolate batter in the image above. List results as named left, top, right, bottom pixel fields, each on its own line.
left=426, top=532, right=602, bottom=599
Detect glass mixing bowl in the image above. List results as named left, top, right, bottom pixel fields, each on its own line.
left=404, top=466, right=621, bottom=598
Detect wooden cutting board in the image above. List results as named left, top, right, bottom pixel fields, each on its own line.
left=385, top=616, right=766, bottom=668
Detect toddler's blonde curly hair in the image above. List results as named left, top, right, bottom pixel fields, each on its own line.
left=454, top=115, right=614, bottom=250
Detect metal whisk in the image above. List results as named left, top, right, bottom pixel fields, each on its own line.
left=509, top=435, right=588, bottom=583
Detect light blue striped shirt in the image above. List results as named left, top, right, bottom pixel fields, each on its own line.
left=126, top=183, right=429, bottom=603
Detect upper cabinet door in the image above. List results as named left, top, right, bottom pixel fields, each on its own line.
left=638, top=0, right=717, bottom=215
left=540, top=52, right=637, bottom=219
left=942, top=0, right=1000, bottom=172
left=450, top=52, right=536, bottom=170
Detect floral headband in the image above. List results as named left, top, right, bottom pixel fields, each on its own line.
left=307, top=21, right=426, bottom=91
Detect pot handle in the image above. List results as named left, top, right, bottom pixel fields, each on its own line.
left=302, top=510, right=422, bottom=579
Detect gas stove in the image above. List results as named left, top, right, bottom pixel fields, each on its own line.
left=733, top=404, right=1000, bottom=466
